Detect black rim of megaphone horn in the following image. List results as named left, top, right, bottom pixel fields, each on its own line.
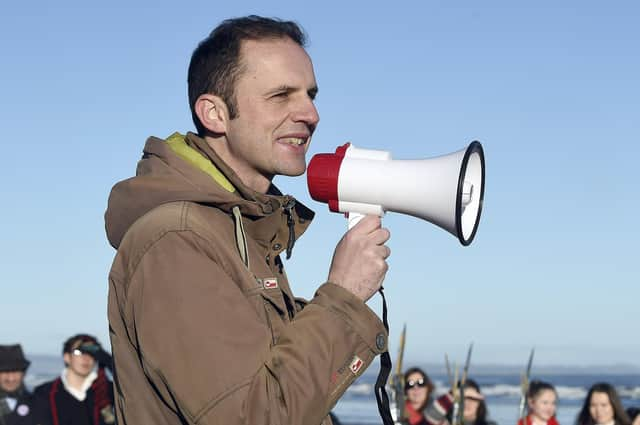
left=455, top=141, right=485, bottom=246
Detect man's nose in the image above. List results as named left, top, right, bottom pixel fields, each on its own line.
left=291, top=96, right=320, bottom=127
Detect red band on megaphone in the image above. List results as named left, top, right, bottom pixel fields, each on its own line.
left=307, top=143, right=350, bottom=212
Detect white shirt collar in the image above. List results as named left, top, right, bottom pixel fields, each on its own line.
left=60, top=368, right=98, bottom=401
left=4, top=396, right=17, bottom=411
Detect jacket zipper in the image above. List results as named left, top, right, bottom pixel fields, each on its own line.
left=283, top=198, right=296, bottom=260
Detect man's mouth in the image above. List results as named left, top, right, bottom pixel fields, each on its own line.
left=280, top=137, right=307, bottom=146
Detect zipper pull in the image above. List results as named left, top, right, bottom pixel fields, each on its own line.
left=283, top=198, right=296, bottom=259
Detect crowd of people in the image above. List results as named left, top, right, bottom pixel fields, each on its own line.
left=2, top=341, right=638, bottom=425
left=0, top=337, right=114, bottom=425
left=399, top=367, right=640, bottom=425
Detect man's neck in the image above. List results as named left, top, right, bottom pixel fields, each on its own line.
left=204, top=135, right=272, bottom=194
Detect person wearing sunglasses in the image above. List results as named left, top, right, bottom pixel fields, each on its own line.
left=33, top=334, right=115, bottom=425
left=402, top=367, right=436, bottom=424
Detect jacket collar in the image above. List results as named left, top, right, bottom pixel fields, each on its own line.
left=183, top=133, right=315, bottom=253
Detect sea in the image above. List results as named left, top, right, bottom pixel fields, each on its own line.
left=23, top=355, right=640, bottom=425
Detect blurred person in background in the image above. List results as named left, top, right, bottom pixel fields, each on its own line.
left=422, top=378, right=497, bottom=425
left=575, top=382, right=630, bottom=425
left=0, top=344, right=38, bottom=425
left=454, top=379, right=497, bottom=425
left=33, top=334, right=114, bottom=425
left=518, top=380, right=559, bottom=425
left=401, top=367, right=436, bottom=424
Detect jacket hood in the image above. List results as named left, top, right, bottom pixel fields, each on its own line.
left=105, top=132, right=314, bottom=249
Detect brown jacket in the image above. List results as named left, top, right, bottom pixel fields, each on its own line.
left=105, top=133, right=387, bottom=425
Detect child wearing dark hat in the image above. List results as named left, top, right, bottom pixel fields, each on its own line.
left=0, top=344, right=39, bottom=424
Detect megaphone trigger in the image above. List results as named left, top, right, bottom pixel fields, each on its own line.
left=347, top=212, right=365, bottom=229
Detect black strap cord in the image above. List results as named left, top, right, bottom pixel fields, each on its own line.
left=374, top=287, right=395, bottom=425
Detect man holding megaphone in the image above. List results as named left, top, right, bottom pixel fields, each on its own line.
left=105, top=15, right=391, bottom=425
left=307, top=132, right=485, bottom=423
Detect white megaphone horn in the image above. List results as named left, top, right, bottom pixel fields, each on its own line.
left=306, top=141, right=485, bottom=246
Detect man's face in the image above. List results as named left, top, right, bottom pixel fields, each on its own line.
left=63, top=345, right=96, bottom=378
left=0, top=370, right=24, bottom=393
left=223, top=37, right=319, bottom=190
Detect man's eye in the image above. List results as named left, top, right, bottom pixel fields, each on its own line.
left=273, top=92, right=289, bottom=98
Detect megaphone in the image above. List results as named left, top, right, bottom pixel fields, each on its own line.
left=306, top=141, right=485, bottom=245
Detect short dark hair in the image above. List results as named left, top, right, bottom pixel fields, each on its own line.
left=188, top=15, right=307, bottom=136
left=527, top=380, right=557, bottom=400
left=62, top=334, right=98, bottom=354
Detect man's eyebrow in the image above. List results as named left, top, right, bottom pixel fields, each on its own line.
left=264, top=85, right=294, bottom=97
left=265, top=85, right=318, bottom=99
left=271, top=85, right=293, bottom=93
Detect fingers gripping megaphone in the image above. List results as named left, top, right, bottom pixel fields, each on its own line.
left=306, top=141, right=485, bottom=245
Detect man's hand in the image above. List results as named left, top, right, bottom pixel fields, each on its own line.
left=79, top=342, right=113, bottom=371
left=327, top=215, right=391, bottom=302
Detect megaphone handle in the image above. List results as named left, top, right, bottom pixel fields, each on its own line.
left=347, top=212, right=366, bottom=229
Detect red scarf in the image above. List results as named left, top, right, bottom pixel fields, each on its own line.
left=518, top=415, right=561, bottom=425
left=405, top=400, right=427, bottom=425
left=90, top=367, right=111, bottom=424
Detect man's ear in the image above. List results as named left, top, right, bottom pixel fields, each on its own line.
left=63, top=353, right=71, bottom=367
left=194, top=94, right=229, bottom=134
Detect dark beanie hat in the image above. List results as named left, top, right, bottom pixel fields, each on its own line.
left=0, top=344, right=31, bottom=372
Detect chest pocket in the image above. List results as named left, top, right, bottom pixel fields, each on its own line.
left=259, top=287, right=295, bottom=345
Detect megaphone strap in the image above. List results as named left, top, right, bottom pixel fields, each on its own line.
left=374, top=287, right=395, bottom=425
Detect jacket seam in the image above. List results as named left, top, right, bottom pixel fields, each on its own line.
left=192, top=378, right=253, bottom=422
left=128, top=225, right=232, bottom=285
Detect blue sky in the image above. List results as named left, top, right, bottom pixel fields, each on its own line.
left=1, top=1, right=638, bottom=368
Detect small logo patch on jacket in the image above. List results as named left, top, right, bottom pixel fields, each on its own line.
left=349, top=355, right=364, bottom=375
left=262, top=278, right=278, bottom=289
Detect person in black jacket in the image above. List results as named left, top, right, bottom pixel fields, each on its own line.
left=0, top=344, right=39, bottom=425
left=33, top=334, right=114, bottom=425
